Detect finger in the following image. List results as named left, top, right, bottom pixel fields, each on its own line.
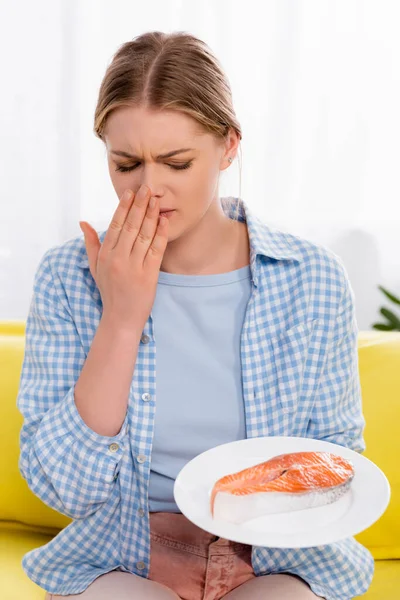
left=143, top=214, right=170, bottom=270
left=129, top=194, right=160, bottom=264
left=101, top=188, right=135, bottom=252
left=117, top=184, right=153, bottom=255
left=80, top=221, right=100, bottom=281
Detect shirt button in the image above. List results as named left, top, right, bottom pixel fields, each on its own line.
left=137, top=561, right=146, bottom=570
left=138, top=508, right=146, bottom=517
left=137, top=454, right=146, bottom=463
left=142, top=393, right=151, bottom=402
left=109, top=443, right=119, bottom=452
left=141, top=334, right=150, bottom=344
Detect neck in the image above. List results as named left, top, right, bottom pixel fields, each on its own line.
left=160, top=200, right=247, bottom=276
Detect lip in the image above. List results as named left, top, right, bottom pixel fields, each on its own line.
left=160, top=209, right=175, bottom=213
left=159, top=210, right=176, bottom=219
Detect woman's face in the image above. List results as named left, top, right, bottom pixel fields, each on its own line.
left=103, top=105, right=235, bottom=241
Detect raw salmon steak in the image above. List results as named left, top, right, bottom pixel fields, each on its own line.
left=210, top=451, right=354, bottom=523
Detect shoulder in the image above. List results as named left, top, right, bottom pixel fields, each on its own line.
left=261, top=222, right=351, bottom=296
left=254, top=220, right=353, bottom=329
left=243, top=198, right=348, bottom=290
left=36, top=234, right=88, bottom=281
left=32, top=234, right=93, bottom=315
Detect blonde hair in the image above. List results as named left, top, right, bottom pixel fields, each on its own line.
left=93, top=30, right=243, bottom=220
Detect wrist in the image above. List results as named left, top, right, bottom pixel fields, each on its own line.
left=100, top=312, right=144, bottom=341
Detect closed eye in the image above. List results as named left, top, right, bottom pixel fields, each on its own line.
left=115, top=162, right=192, bottom=173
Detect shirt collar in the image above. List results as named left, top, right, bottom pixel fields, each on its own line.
left=221, top=197, right=303, bottom=287
left=78, top=197, right=302, bottom=287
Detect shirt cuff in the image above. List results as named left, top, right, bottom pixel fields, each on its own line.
left=38, top=385, right=129, bottom=462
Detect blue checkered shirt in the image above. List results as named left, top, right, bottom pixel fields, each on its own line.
left=17, top=197, right=374, bottom=598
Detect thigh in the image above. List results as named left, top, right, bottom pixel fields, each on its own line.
left=222, top=573, right=324, bottom=599
left=43, top=570, right=180, bottom=599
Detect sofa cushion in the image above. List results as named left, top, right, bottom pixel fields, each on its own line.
left=0, top=522, right=54, bottom=599
left=354, top=332, right=400, bottom=559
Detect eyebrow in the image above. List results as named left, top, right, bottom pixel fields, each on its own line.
left=110, top=148, right=195, bottom=160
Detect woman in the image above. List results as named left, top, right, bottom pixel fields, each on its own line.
left=17, top=31, right=374, bottom=599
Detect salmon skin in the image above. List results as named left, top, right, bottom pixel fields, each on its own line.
left=210, top=451, right=354, bottom=523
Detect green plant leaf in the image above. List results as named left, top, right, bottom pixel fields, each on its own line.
left=379, top=308, right=400, bottom=329
left=378, top=285, right=400, bottom=305
left=372, top=322, right=394, bottom=331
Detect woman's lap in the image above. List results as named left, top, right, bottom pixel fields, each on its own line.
left=43, top=513, right=323, bottom=599
left=44, top=571, right=323, bottom=599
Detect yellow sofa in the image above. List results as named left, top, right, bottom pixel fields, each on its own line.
left=1, top=321, right=399, bottom=600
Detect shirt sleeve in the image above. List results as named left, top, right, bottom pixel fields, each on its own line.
left=305, top=261, right=366, bottom=453
left=17, top=248, right=129, bottom=520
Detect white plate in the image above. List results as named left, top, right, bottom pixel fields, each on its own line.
left=173, top=436, right=391, bottom=548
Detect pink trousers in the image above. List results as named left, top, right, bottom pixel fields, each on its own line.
left=44, top=512, right=322, bottom=599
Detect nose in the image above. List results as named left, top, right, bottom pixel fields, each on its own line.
left=139, top=164, right=162, bottom=194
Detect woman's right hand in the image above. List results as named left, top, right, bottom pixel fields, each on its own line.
left=79, top=184, right=169, bottom=332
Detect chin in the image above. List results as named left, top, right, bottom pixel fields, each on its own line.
left=165, top=228, right=181, bottom=243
